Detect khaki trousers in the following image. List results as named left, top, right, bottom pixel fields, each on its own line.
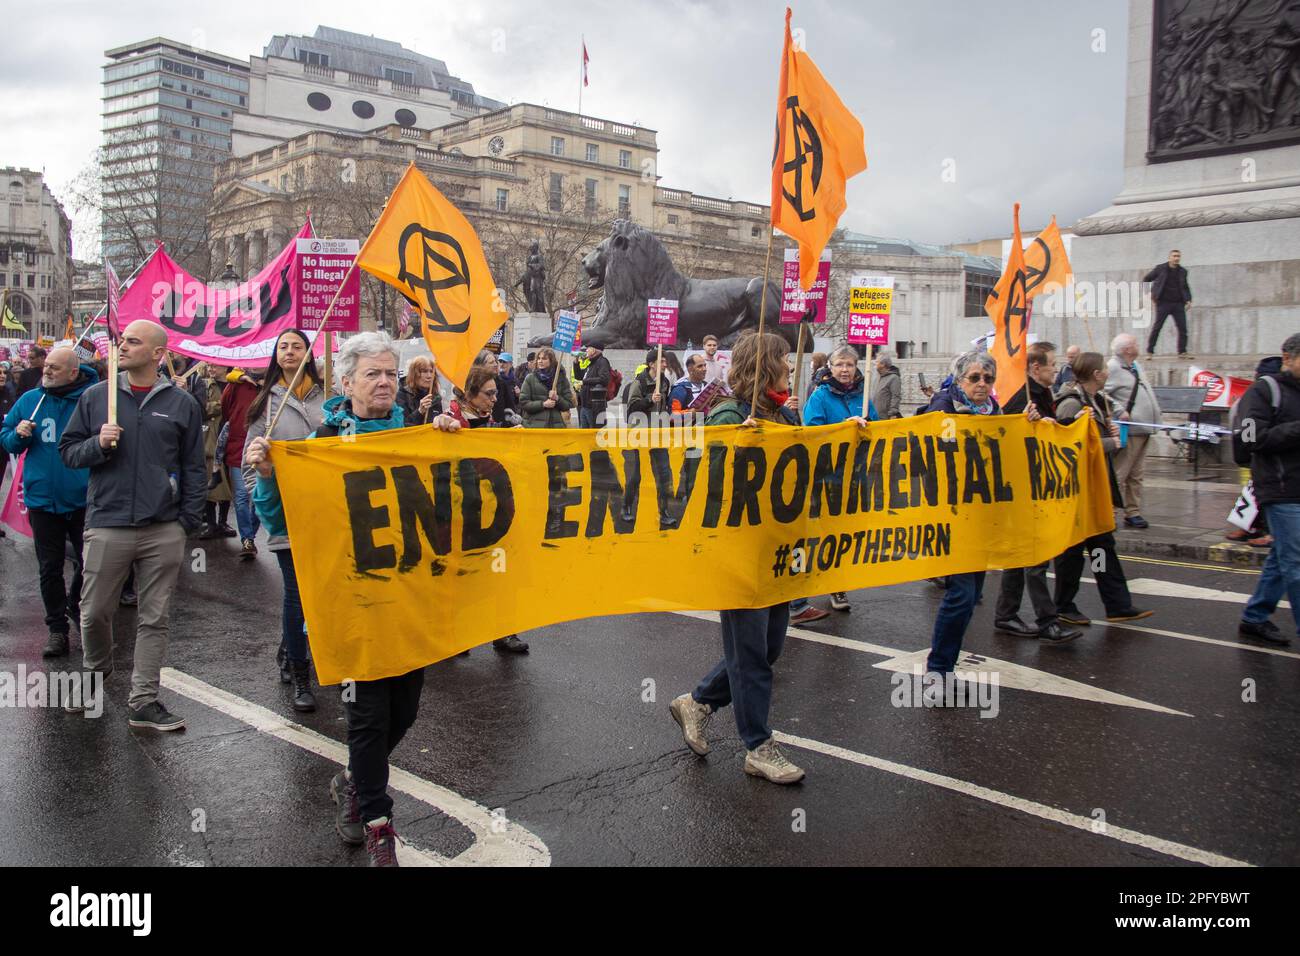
left=1112, top=433, right=1150, bottom=518
left=80, top=522, right=187, bottom=710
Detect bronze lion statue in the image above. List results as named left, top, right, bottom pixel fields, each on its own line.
left=529, top=220, right=802, bottom=350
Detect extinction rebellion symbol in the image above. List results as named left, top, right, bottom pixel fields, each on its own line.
left=773, top=94, right=823, bottom=223
left=396, top=223, right=472, bottom=333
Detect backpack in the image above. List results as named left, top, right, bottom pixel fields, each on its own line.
left=1232, top=376, right=1281, bottom=467
left=607, top=367, right=623, bottom=402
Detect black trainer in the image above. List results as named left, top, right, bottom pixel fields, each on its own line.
left=493, top=634, right=529, bottom=654
left=127, top=700, right=186, bottom=731
left=290, top=661, right=316, bottom=712
left=330, top=771, right=364, bottom=846
left=42, top=631, right=69, bottom=658
left=1239, top=619, right=1290, bottom=646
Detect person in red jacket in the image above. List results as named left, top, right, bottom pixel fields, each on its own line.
left=220, top=368, right=262, bottom=559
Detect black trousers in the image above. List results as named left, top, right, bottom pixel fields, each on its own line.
left=995, top=562, right=1057, bottom=628
left=28, top=508, right=85, bottom=634
left=1053, top=532, right=1134, bottom=616
left=1148, top=302, right=1188, bottom=354
left=344, top=668, right=425, bottom=823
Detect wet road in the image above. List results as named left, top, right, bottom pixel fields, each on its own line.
left=0, top=526, right=1296, bottom=867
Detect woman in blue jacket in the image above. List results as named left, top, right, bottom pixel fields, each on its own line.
left=794, top=345, right=877, bottom=617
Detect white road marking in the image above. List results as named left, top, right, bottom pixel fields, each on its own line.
left=1098, top=620, right=1300, bottom=659
left=675, top=611, right=1190, bottom=716
left=775, top=731, right=1253, bottom=868
left=160, top=668, right=551, bottom=867
left=1115, top=577, right=1288, bottom=611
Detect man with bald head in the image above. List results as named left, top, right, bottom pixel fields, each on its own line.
left=2, top=347, right=99, bottom=657
left=60, top=320, right=205, bottom=728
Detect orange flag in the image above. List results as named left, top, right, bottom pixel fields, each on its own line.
left=1023, top=216, right=1072, bottom=299
left=986, top=203, right=1029, bottom=403
left=770, top=7, right=867, bottom=289
left=355, top=163, right=503, bottom=388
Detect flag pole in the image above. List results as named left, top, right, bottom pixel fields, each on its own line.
left=750, top=229, right=776, bottom=415
left=75, top=251, right=154, bottom=350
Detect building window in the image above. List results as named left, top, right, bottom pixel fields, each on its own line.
left=618, top=184, right=631, bottom=217
left=549, top=173, right=563, bottom=212
left=496, top=188, right=508, bottom=211
left=383, top=67, right=415, bottom=85
left=667, top=214, right=679, bottom=225
left=752, top=225, right=761, bottom=237
left=25, top=250, right=35, bottom=266
left=26, top=274, right=34, bottom=288
left=619, top=149, right=631, bottom=169
left=280, top=174, right=288, bottom=190
left=395, top=108, right=417, bottom=127
left=298, top=51, right=330, bottom=68
left=551, top=136, right=565, bottom=157
left=585, top=178, right=598, bottom=214
left=586, top=143, right=598, bottom=163
left=307, top=92, right=331, bottom=111
left=352, top=100, right=375, bottom=119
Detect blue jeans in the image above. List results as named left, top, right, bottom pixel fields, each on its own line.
left=693, top=603, right=790, bottom=750
left=1243, top=503, right=1300, bottom=634
left=927, top=571, right=985, bottom=673
left=230, top=465, right=260, bottom=542
left=275, top=549, right=309, bottom=663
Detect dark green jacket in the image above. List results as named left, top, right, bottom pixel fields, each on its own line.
left=519, top=369, right=574, bottom=428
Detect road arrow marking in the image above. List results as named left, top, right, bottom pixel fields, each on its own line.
left=674, top=610, right=1190, bottom=716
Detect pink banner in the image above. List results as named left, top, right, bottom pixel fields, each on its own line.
left=1, top=454, right=33, bottom=538
left=121, top=222, right=323, bottom=368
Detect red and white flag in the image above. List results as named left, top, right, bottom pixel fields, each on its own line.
left=582, top=40, right=589, bottom=87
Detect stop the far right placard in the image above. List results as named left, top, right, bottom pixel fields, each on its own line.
left=849, top=275, right=894, bottom=346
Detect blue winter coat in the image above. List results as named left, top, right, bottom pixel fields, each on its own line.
left=803, top=373, right=879, bottom=426
left=0, top=364, right=99, bottom=514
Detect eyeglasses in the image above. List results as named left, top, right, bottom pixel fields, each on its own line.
left=964, top=373, right=996, bottom=384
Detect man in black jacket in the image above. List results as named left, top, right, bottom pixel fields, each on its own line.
left=59, top=320, right=206, bottom=728
left=1237, top=332, right=1300, bottom=646
left=1143, top=250, right=1193, bottom=358
left=578, top=343, right=611, bottom=428
left=995, top=342, right=1082, bottom=644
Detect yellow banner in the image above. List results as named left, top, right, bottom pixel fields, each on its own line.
left=273, top=414, right=1113, bottom=684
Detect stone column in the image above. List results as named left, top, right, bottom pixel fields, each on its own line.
left=248, top=230, right=266, bottom=271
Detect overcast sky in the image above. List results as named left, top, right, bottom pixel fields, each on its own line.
left=8, top=0, right=1129, bottom=254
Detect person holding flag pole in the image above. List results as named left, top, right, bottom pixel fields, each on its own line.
left=671, top=6, right=866, bottom=785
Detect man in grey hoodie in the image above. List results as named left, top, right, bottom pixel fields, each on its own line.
left=59, top=320, right=205, bottom=729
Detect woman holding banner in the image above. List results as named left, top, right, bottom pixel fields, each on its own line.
left=921, top=350, right=1039, bottom=681
left=449, top=364, right=531, bottom=654
left=670, top=331, right=842, bottom=786
left=1050, top=352, right=1152, bottom=627
left=799, top=344, right=879, bottom=614
left=242, top=329, right=326, bottom=711
left=519, top=347, right=574, bottom=429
